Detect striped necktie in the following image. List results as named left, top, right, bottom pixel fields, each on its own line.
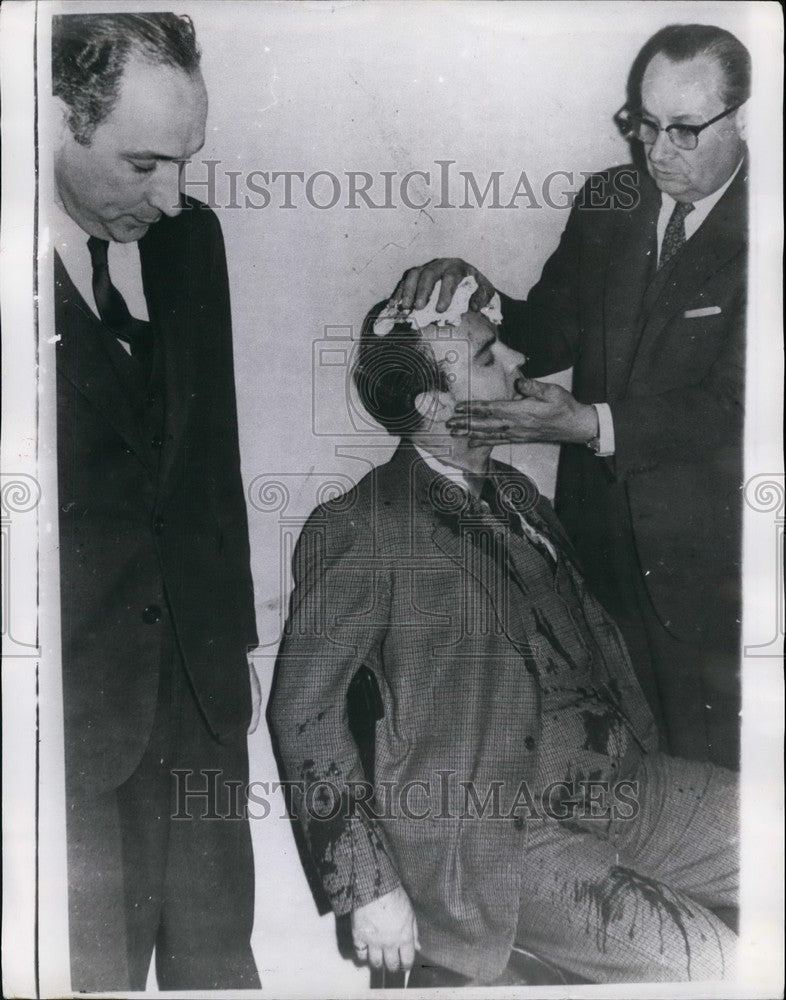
left=479, top=476, right=558, bottom=563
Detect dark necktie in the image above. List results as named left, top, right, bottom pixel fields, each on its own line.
left=87, top=236, right=153, bottom=378
left=658, top=200, right=695, bottom=270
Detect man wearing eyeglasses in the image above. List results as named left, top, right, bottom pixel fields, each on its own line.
left=391, top=24, right=749, bottom=771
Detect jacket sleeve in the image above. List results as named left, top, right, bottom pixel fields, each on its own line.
left=497, top=177, right=591, bottom=377
left=200, top=206, right=259, bottom=649
left=268, top=507, right=402, bottom=915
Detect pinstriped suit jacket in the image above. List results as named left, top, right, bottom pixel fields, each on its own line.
left=269, top=443, right=657, bottom=981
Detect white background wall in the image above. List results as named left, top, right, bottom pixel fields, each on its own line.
left=37, top=2, right=771, bottom=994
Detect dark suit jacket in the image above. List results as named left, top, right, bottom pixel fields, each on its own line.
left=500, top=163, right=747, bottom=644
left=269, top=443, right=657, bottom=981
left=56, top=197, right=257, bottom=794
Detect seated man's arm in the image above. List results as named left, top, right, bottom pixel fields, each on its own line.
left=268, top=508, right=416, bottom=970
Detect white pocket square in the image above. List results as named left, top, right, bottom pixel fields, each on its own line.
left=684, top=306, right=722, bottom=318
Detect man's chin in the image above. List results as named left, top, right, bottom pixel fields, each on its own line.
left=648, top=167, right=689, bottom=196
left=108, top=218, right=157, bottom=242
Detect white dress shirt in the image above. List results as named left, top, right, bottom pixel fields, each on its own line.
left=592, top=158, right=743, bottom=457
left=52, top=203, right=149, bottom=353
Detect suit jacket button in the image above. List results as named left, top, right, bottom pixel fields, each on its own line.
left=153, top=517, right=164, bottom=534
left=142, top=604, right=162, bottom=624
left=513, top=815, right=525, bottom=831
left=151, top=435, right=164, bottom=449
left=524, top=736, right=536, bottom=750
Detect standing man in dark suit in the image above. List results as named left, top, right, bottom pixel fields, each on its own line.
left=52, top=13, right=259, bottom=990
left=392, top=24, right=749, bottom=769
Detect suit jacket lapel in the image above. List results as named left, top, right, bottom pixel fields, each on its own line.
left=139, top=222, right=196, bottom=501
left=492, top=462, right=582, bottom=566
left=55, top=252, right=151, bottom=467
left=629, top=163, right=748, bottom=381
left=602, top=172, right=661, bottom=399
left=399, top=451, right=535, bottom=654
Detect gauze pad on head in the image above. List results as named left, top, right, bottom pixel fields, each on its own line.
left=372, top=275, right=503, bottom=337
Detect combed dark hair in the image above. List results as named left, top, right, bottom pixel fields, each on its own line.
left=627, top=23, right=751, bottom=110
left=53, top=13, right=201, bottom=145
left=352, top=301, right=449, bottom=437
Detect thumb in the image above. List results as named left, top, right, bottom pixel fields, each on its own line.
left=514, top=375, right=547, bottom=398
left=468, top=274, right=494, bottom=312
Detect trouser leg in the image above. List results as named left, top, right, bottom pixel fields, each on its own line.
left=614, top=571, right=740, bottom=770
left=114, top=648, right=177, bottom=988
left=584, top=482, right=740, bottom=769
left=67, top=646, right=175, bottom=991
left=514, top=754, right=738, bottom=983
left=68, top=643, right=259, bottom=991
left=66, top=787, right=132, bottom=990
left=154, top=654, right=259, bottom=990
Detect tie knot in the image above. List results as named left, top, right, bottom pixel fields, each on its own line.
left=672, top=200, right=695, bottom=222
left=87, top=235, right=109, bottom=270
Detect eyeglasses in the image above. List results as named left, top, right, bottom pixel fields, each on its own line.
left=614, top=104, right=743, bottom=151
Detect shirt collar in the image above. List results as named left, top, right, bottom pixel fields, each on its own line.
left=51, top=201, right=91, bottom=259
left=413, top=445, right=483, bottom=496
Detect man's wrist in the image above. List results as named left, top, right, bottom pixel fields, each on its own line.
left=578, top=402, right=600, bottom=445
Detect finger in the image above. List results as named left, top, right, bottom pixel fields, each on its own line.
left=468, top=436, right=517, bottom=448
left=399, top=940, right=416, bottom=971
left=468, top=275, right=494, bottom=311
left=514, top=375, right=548, bottom=399
left=447, top=411, right=504, bottom=427
left=413, top=916, right=421, bottom=952
left=454, top=399, right=526, bottom=418
left=434, top=270, right=462, bottom=312
left=367, top=944, right=384, bottom=970
left=406, top=265, right=444, bottom=310
left=453, top=399, right=490, bottom=416
left=449, top=419, right=511, bottom=437
left=382, top=944, right=401, bottom=972
left=412, top=263, right=449, bottom=311
left=396, top=267, right=424, bottom=311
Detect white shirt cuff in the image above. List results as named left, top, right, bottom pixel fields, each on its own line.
left=591, top=403, right=615, bottom=457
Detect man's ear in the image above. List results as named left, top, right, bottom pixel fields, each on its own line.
left=51, top=96, right=72, bottom=146
left=734, top=103, right=747, bottom=142
left=414, top=390, right=451, bottom=424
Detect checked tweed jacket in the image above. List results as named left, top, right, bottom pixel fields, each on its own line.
left=269, top=443, right=657, bottom=981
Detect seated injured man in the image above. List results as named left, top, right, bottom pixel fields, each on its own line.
left=268, top=278, right=739, bottom=985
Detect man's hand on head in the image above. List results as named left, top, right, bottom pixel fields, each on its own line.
left=392, top=258, right=495, bottom=314
left=447, top=377, right=600, bottom=446
left=351, top=885, right=420, bottom=973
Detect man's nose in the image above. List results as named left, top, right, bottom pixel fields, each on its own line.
left=648, top=129, right=676, bottom=165
left=504, top=349, right=527, bottom=375
left=147, top=161, right=182, bottom=218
